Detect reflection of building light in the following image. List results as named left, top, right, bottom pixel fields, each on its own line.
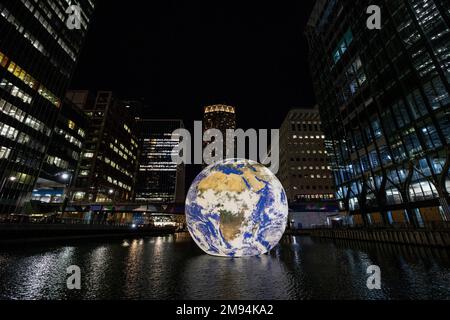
left=154, top=221, right=176, bottom=227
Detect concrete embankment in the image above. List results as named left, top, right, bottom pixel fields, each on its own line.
left=0, top=224, right=177, bottom=245
left=301, top=228, right=450, bottom=248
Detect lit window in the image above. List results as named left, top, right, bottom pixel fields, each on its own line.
left=0, top=146, right=11, bottom=159
left=80, top=170, right=89, bottom=176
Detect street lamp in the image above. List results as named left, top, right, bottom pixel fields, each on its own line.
left=108, top=189, right=117, bottom=204
left=0, top=176, right=17, bottom=194
left=59, top=172, right=74, bottom=216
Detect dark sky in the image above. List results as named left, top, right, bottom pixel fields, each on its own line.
left=72, top=0, right=316, bottom=130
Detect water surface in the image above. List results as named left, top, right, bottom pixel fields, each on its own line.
left=1, top=234, right=449, bottom=300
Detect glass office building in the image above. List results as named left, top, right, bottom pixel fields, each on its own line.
left=33, top=98, right=88, bottom=204
left=0, top=1, right=96, bottom=217
left=306, top=0, right=450, bottom=226
left=136, top=119, right=185, bottom=204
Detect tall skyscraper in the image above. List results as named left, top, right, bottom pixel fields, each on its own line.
left=278, top=107, right=335, bottom=203
left=136, top=119, right=185, bottom=204
left=203, top=105, right=237, bottom=134
left=306, top=0, right=450, bottom=227
left=67, top=90, right=139, bottom=203
left=203, top=104, right=236, bottom=161
left=0, top=1, right=96, bottom=216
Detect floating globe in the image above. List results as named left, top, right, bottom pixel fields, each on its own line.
left=186, top=159, right=288, bottom=257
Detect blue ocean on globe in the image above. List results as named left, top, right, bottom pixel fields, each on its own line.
left=186, top=159, right=288, bottom=257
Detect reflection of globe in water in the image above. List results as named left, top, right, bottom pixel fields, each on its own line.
left=186, top=159, right=288, bottom=257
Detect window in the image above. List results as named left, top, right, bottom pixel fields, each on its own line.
left=0, top=122, right=19, bottom=140
left=407, top=89, right=427, bottom=119
left=346, top=57, right=367, bottom=95
left=392, top=100, right=411, bottom=129
left=437, top=114, right=450, bottom=144
left=421, top=124, right=442, bottom=149
left=403, top=130, right=422, bottom=156
left=0, top=80, right=33, bottom=104
left=0, top=51, right=8, bottom=67
left=17, top=172, right=33, bottom=185
left=0, top=146, right=11, bottom=159
left=371, top=118, right=383, bottom=139
left=0, top=50, right=61, bottom=107
left=80, top=170, right=89, bottom=176
left=78, top=128, right=86, bottom=138
left=0, top=99, right=25, bottom=121
left=333, top=28, right=353, bottom=63
left=68, top=120, right=76, bottom=130
left=423, top=77, right=450, bottom=110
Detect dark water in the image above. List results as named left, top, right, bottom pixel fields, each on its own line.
left=1, top=234, right=450, bottom=300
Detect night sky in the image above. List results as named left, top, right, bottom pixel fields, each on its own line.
left=72, top=0, right=316, bottom=130
left=71, top=0, right=317, bottom=188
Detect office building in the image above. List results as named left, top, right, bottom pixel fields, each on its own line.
left=136, top=119, right=185, bottom=204
left=203, top=104, right=237, bottom=134
left=278, top=107, right=335, bottom=203
left=306, top=0, right=450, bottom=226
left=67, top=90, right=139, bottom=203
left=0, top=1, right=96, bottom=216
left=32, top=98, right=88, bottom=203
left=203, top=104, right=236, bottom=161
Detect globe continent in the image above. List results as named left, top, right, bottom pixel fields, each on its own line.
left=186, top=159, right=288, bottom=257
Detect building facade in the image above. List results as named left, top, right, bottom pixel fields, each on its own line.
left=306, top=0, right=450, bottom=226
left=203, top=104, right=237, bottom=134
left=0, top=1, right=96, bottom=216
left=278, top=107, right=335, bottom=203
left=136, top=119, right=185, bottom=204
left=33, top=98, right=88, bottom=204
left=203, top=104, right=237, bottom=161
left=67, top=90, right=139, bottom=203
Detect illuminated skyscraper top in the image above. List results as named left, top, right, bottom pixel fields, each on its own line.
left=203, top=104, right=237, bottom=163
left=203, top=104, right=237, bottom=134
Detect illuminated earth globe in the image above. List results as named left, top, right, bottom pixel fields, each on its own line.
left=186, top=159, right=288, bottom=257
